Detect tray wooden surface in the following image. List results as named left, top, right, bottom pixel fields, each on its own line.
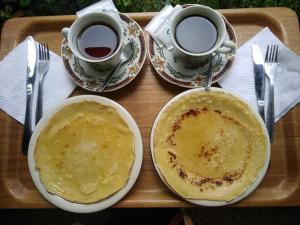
left=1, top=8, right=300, bottom=208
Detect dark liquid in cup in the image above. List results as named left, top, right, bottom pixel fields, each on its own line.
left=175, top=16, right=217, bottom=54
left=77, top=23, right=119, bottom=60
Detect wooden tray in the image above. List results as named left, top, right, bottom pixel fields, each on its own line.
left=1, top=8, right=300, bottom=208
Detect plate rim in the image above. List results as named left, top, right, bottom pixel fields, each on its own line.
left=28, top=95, right=143, bottom=213
left=149, top=87, right=271, bottom=206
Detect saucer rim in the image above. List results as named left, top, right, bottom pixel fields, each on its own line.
left=147, top=15, right=237, bottom=89
left=61, top=13, right=147, bottom=93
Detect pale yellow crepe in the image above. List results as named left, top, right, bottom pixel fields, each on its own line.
left=35, top=101, right=135, bottom=203
left=153, top=91, right=268, bottom=201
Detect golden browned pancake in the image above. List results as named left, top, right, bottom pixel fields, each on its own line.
left=35, top=101, right=135, bottom=203
left=153, top=90, right=268, bottom=201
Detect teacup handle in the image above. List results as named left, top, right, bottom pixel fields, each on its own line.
left=215, top=40, right=236, bottom=54
left=61, top=27, right=70, bottom=39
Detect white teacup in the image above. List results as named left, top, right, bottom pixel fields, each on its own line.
left=62, top=12, right=124, bottom=71
left=170, top=5, right=235, bottom=69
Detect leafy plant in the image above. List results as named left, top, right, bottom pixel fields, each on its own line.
left=115, top=0, right=299, bottom=14
left=1, top=0, right=17, bottom=23
left=0, top=0, right=299, bottom=26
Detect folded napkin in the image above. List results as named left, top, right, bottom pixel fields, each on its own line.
left=76, top=0, right=121, bottom=20
left=219, top=27, right=300, bottom=122
left=0, top=0, right=121, bottom=125
left=145, top=4, right=183, bottom=50
left=0, top=38, right=76, bottom=124
left=146, top=5, right=300, bottom=122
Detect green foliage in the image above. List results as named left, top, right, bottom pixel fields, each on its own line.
left=115, top=0, right=299, bottom=13
left=115, top=0, right=222, bottom=11
left=0, top=0, right=299, bottom=25
left=20, top=0, right=31, bottom=7
left=0, top=0, right=16, bottom=23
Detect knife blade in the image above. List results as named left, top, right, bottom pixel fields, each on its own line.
left=252, top=44, right=266, bottom=122
left=22, top=36, right=37, bottom=155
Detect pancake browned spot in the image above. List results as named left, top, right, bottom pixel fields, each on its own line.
left=153, top=91, right=268, bottom=201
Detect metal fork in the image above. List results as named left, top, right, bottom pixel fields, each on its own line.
left=35, top=43, right=50, bottom=124
left=264, top=45, right=278, bottom=142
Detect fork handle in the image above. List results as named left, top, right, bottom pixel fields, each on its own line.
left=22, top=87, right=33, bottom=155
left=35, top=77, right=44, bottom=124
left=266, top=77, right=275, bottom=142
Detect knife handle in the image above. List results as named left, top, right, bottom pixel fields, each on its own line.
left=22, top=85, right=33, bottom=155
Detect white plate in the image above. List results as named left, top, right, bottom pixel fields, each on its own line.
left=28, top=95, right=143, bottom=213
left=150, top=87, right=270, bottom=206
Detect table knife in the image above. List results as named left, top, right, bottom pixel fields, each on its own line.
left=22, top=36, right=37, bottom=155
left=252, top=44, right=266, bottom=122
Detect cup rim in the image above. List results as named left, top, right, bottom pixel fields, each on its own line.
left=170, top=5, right=226, bottom=57
left=68, top=12, right=124, bottom=63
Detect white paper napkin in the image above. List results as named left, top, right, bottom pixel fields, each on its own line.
left=0, top=38, right=76, bottom=124
left=0, top=0, right=121, bottom=125
left=76, top=0, right=121, bottom=20
left=145, top=4, right=183, bottom=50
left=219, top=27, right=300, bottom=122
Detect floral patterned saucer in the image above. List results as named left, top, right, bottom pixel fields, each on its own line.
left=148, top=16, right=237, bottom=88
left=61, top=13, right=146, bottom=92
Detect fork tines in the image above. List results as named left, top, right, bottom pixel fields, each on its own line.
left=265, top=45, right=278, bottom=63
left=39, top=43, right=50, bottom=60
